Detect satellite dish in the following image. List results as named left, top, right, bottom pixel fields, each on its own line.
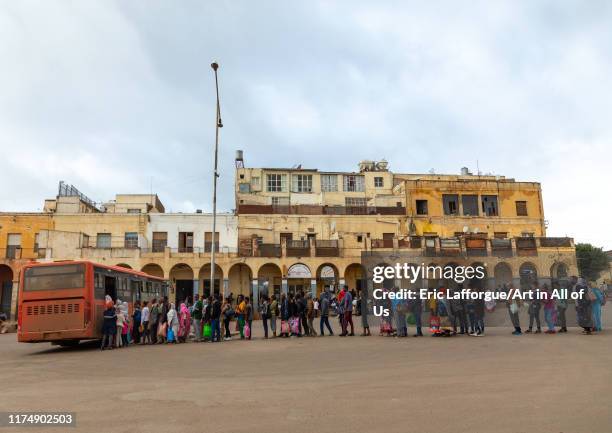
left=474, top=228, right=480, bottom=234
left=462, top=226, right=469, bottom=233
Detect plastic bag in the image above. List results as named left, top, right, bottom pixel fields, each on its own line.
left=244, top=323, right=251, bottom=339
left=203, top=323, right=212, bottom=339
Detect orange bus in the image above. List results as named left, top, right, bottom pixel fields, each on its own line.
left=18, top=261, right=168, bottom=346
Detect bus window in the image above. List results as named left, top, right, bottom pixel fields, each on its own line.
left=146, top=281, right=152, bottom=294
left=24, top=264, right=85, bottom=291
left=94, top=273, right=105, bottom=299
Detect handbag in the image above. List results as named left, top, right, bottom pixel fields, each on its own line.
left=157, top=322, right=167, bottom=338
left=510, top=302, right=519, bottom=314
left=281, top=320, right=290, bottom=334
left=290, top=318, right=300, bottom=334
left=406, top=313, right=416, bottom=326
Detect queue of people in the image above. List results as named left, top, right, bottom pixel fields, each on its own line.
left=101, top=280, right=607, bottom=349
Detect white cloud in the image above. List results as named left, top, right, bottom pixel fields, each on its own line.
left=0, top=0, right=611, bottom=248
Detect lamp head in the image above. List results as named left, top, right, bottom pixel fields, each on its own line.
left=211, top=62, right=219, bottom=71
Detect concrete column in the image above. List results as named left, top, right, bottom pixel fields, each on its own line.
left=252, top=279, right=259, bottom=303
left=192, top=279, right=199, bottom=298
left=310, top=279, right=317, bottom=298
left=282, top=278, right=288, bottom=295
left=10, top=280, right=18, bottom=322
left=223, top=278, right=229, bottom=298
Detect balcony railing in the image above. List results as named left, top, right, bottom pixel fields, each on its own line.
left=539, top=237, right=572, bottom=248
left=257, top=243, right=282, bottom=257
left=491, top=238, right=513, bottom=257
left=516, top=238, right=537, bottom=256
left=286, top=240, right=310, bottom=257
left=316, top=240, right=339, bottom=257
left=237, top=204, right=405, bottom=216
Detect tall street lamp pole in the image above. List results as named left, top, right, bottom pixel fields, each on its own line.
left=210, top=62, right=222, bottom=299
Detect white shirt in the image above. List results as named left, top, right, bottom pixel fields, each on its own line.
left=141, top=306, right=150, bottom=322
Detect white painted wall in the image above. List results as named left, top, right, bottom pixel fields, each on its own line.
left=146, top=213, right=238, bottom=252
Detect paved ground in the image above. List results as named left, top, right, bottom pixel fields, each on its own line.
left=1, top=321, right=611, bottom=433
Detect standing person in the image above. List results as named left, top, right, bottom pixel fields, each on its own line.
left=337, top=289, right=346, bottom=332
left=319, top=290, right=334, bottom=336
left=340, top=286, right=354, bottom=336
left=167, top=303, right=179, bottom=344
left=280, top=293, right=290, bottom=338
left=360, top=288, right=371, bottom=336
left=115, top=306, right=125, bottom=348
left=101, top=302, right=116, bottom=350
left=269, top=295, right=278, bottom=337
left=132, top=301, right=142, bottom=344
left=202, top=296, right=213, bottom=342
left=306, top=293, right=317, bottom=337
left=211, top=295, right=222, bottom=342
left=591, top=281, right=605, bottom=332
left=556, top=283, right=568, bottom=333
left=575, top=278, right=593, bottom=334
left=149, top=298, right=159, bottom=344
left=221, top=297, right=234, bottom=341
left=245, top=297, right=253, bottom=340
left=288, top=293, right=299, bottom=337
left=178, top=303, right=191, bottom=343
left=409, top=294, right=422, bottom=337
left=507, top=284, right=523, bottom=335
left=526, top=284, right=542, bottom=334
left=141, top=300, right=150, bottom=344
left=542, top=284, right=557, bottom=334
left=297, top=292, right=308, bottom=336
left=235, top=294, right=246, bottom=339
left=159, top=296, right=169, bottom=344
left=260, top=295, right=270, bottom=339
left=394, top=300, right=406, bottom=337
left=192, top=294, right=203, bottom=342
left=472, top=291, right=485, bottom=337
left=450, top=290, right=467, bottom=334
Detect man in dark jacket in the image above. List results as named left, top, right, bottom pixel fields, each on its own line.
left=211, top=295, right=222, bottom=342
left=319, top=290, right=334, bottom=336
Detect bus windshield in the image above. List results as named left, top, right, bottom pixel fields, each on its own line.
left=24, top=264, right=86, bottom=291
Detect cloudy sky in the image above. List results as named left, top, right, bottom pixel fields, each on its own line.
left=1, top=1, right=611, bottom=247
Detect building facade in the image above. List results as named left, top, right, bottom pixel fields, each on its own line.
left=0, top=160, right=578, bottom=321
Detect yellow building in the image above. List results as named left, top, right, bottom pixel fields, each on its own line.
left=0, top=212, right=54, bottom=319
left=0, top=160, right=578, bottom=321
left=234, top=155, right=576, bottom=298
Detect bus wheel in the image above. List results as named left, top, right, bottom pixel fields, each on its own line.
left=56, top=340, right=80, bottom=347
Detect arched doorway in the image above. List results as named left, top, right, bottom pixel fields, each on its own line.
left=344, top=263, right=366, bottom=295
left=141, top=263, right=164, bottom=278
left=0, top=265, right=14, bottom=318
left=228, top=263, right=253, bottom=299
left=494, top=262, right=513, bottom=291
left=199, top=264, right=223, bottom=298
left=550, top=262, right=570, bottom=290
left=169, top=264, right=194, bottom=305
left=519, top=262, right=538, bottom=290
left=286, top=263, right=311, bottom=296
left=317, top=263, right=339, bottom=295
left=258, top=263, right=282, bottom=298
left=468, top=262, right=487, bottom=290
left=116, top=263, right=132, bottom=269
